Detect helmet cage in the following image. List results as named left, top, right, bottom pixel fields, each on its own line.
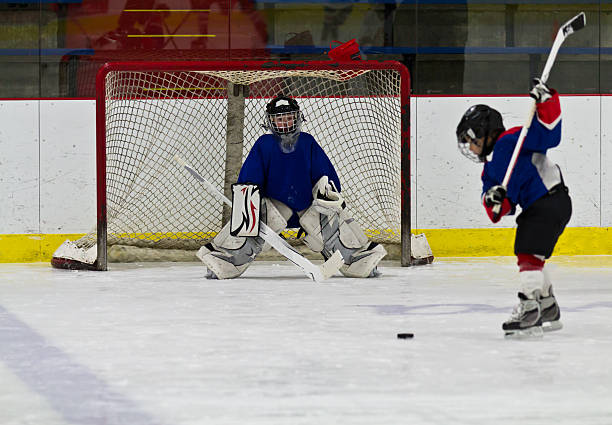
left=268, top=111, right=299, bottom=135
left=457, top=127, right=485, bottom=163
left=265, top=96, right=303, bottom=153
left=267, top=110, right=302, bottom=153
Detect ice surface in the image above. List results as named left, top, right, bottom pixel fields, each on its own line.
left=1, top=256, right=611, bottom=425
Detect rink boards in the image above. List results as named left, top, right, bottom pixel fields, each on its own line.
left=1, top=95, right=612, bottom=261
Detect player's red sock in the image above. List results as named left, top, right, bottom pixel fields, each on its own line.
left=516, top=253, right=545, bottom=272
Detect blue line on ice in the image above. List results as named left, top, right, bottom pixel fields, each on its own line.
left=0, top=304, right=168, bottom=425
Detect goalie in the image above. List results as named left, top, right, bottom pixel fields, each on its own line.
left=197, top=95, right=387, bottom=279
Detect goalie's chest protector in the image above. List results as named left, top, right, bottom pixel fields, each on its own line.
left=238, top=132, right=340, bottom=212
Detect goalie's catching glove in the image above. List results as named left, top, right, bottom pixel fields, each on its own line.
left=529, top=78, right=552, bottom=103
left=312, top=175, right=345, bottom=215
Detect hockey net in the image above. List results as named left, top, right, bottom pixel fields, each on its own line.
left=52, top=60, right=413, bottom=270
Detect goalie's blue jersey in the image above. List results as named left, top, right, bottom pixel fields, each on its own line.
left=482, top=91, right=563, bottom=214
left=237, top=132, right=340, bottom=226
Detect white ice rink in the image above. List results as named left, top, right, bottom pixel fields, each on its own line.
left=1, top=256, right=611, bottom=425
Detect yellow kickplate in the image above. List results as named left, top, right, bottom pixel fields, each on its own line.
left=2, top=227, right=612, bottom=263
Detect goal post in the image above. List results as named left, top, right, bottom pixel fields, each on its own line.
left=51, top=60, right=414, bottom=270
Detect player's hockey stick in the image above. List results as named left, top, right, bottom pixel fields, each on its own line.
left=493, top=11, right=586, bottom=215
left=174, top=155, right=344, bottom=282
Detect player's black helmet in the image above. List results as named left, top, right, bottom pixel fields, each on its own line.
left=265, top=95, right=303, bottom=153
left=456, top=104, right=505, bottom=162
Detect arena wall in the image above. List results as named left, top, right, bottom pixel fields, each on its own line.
left=1, top=95, right=610, bottom=261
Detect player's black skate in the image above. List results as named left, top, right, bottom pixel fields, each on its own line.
left=540, top=289, right=563, bottom=332
left=503, top=292, right=544, bottom=338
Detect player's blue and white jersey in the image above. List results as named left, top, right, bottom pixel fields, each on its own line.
left=482, top=91, right=563, bottom=212
left=237, top=132, right=340, bottom=226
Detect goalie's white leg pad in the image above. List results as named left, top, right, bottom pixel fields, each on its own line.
left=299, top=206, right=325, bottom=253
left=198, top=198, right=291, bottom=278
left=212, top=220, right=246, bottom=250
left=260, top=198, right=290, bottom=252
left=338, top=209, right=369, bottom=249
left=199, top=219, right=267, bottom=279
left=266, top=198, right=293, bottom=229
left=299, top=204, right=386, bottom=277
left=196, top=243, right=250, bottom=279
left=340, top=243, right=387, bottom=278
left=299, top=206, right=367, bottom=254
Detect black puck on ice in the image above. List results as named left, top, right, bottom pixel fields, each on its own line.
left=397, top=333, right=414, bottom=339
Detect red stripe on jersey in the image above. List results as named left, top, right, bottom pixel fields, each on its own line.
left=497, top=126, right=521, bottom=140
left=536, top=90, right=561, bottom=126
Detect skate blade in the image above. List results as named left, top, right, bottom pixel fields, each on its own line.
left=542, top=320, right=563, bottom=332
left=504, top=326, right=544, bottom=339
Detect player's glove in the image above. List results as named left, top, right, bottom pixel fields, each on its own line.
left=529, top=78, right=552, bottom=103
left=484, top=185, right=507, bottom=208
left=312, top=176, right=345, bottom=216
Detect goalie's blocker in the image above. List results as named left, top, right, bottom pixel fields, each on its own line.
left=230, top=183, right=261, bottom=237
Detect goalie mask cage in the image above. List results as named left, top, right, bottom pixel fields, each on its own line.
left=51, top=60, right=414, bottom=270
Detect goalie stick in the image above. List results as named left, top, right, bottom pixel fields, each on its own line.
left=493, top=11, right=586, bottom=215
left=174, top=155, right=344, bottom=282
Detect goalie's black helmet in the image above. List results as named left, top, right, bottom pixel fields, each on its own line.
left=265, top=95, right=303, bottom=153
left=456, top=104, right=505, bottom=162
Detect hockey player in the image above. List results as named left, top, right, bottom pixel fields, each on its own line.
left=197, top=95, right=387, bottom=279
left=456, top=79, right=572, bottom=337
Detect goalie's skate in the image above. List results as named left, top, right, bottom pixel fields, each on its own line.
left=503, top=292, right=544, bottom=339
left=540, top=289, right=563, bottom=332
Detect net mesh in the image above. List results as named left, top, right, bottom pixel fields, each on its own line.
left=72, top=65, right=403, bottom=257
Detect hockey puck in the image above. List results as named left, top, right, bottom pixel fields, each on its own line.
left=397, top=333, right=414, bottom=339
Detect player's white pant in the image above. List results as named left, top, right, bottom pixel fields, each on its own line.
left=197, top=198, right=290, bottom=279
left=298, top=203, right=386, bottom=278
left=519, top=268, right=553, bottom=299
